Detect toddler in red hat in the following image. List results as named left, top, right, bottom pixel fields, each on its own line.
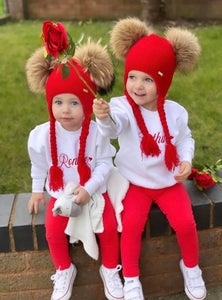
left=26, top=21, right=123, bottom=300
left=93, top=17, right=206, bottom=300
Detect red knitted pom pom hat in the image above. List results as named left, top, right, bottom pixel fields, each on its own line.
left=124, top=34, right=176, bottom=100
left=124, top=34, right=179, bottom=171
left=46, top=60, right=97, bottom=191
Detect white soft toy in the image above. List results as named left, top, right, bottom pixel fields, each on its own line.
left=52, top=182, right=82, bottom=217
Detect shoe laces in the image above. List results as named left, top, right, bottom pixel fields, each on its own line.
left=186, top=266, right=205, bottom=289
left=105, top=265, right=123, bottom=289
left=124, top=279, right=143, bottom=300
left=51, top=268, right=69, bottom=292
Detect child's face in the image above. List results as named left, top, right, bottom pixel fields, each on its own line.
left=52, top=93, right=85, bottom=131
left=126, top=70, right=158, bottom=111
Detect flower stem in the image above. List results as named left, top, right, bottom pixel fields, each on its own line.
left=69, top=60, right=116, bottom=125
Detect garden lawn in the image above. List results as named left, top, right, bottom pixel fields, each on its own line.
left=0, top=20, right=221, bottom=194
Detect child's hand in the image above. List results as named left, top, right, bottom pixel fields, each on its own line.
left=174, top=161, right=192, bottom=182
left=74, top=186, right=90, bottom=205
left=28, top=192, right=46, bottom=214
left=93, top=98, right=110, bottom=120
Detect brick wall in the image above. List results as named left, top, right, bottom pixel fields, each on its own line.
left=0, top=180, right=222, bottom=299
left=6, top=0, right=24, bottom=19
left=164, top=0, right=222, bottom=20
left=6, top=0, right=222, bottom=21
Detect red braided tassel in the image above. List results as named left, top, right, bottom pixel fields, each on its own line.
left=165, top=143, right=179, bottom=171
left=78, top=161, right=91, bottom=186
left=49, top=165, right=64, bottom=191
left=141, top=133, right=161, bottom=157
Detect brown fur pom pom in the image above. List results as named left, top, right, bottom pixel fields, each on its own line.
left=110, top=17, right=154, bottom=60
left=165, top=28, right=201, bottom=72
left=26, top=47, right=59, bottom=93
left=74, top=40, right=114, bottom=91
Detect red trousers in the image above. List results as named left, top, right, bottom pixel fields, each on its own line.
left=45, top=192, right=119, bottom=270
left=121, top=183, right=199, bottom=277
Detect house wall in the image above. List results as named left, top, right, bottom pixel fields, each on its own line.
left=6, top=0, right=222, bottom=21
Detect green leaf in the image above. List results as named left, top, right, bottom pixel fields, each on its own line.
left=44, top=50, right=52, bottom=60
left=40, top=34, right=45, bottom=46
left=58, top=52, right=64, bottom=61
left=61, top=64, right=71, bottom=79
left=216, top=159, right=222, bottom=165
left=66, top=32, right=75, bottom=57
left=196, top=183, right=203, bottom=191
left=217, top=177, right=222, bottom=183
left=211, top=175, right=218, bottom=182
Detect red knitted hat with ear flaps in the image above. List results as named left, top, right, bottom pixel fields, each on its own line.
left=46, top=59, right=97, bottom=191
left=124, top=34, right=179, bottom=171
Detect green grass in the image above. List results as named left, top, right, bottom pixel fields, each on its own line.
left=0, top=0, right=5, bottom=16
left=0, top=20, right=222, bottom=194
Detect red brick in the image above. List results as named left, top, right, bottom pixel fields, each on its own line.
left=0, top=252, right=26, bottom=273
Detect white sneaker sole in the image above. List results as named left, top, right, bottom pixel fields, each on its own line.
left=99, top=267, right=124, bottom=300
left=180, top=260, right=206, bottom=300
left=184, top=286, right=206, bottom=300
left=51, top=264, right=77, bottom=300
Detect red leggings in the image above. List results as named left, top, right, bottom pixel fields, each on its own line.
left=45, top=192, right=119, bottom=270
left=121, top=183, right=199, bottom=277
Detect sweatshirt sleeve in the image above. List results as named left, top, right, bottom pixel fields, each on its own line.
left=96, top=97, right=129, bottom=139
left=27, top=125, right=49, bottom=193
left=175, top=108, right=195, bottom=164
left=83, top=131, right=116, bottom=196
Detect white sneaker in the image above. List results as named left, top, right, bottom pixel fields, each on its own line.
left=51, top=263, right=77, bottom=300
left=123, top=278, right=144, bottom=300
left=180, top=259, right=206, bottom=300
left=100, top=264, right=124, bottom=300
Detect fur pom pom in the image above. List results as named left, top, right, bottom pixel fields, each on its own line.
left=165, top=143, right=179, bottom=171
left=26, top=47, right=59, bottom=93
left=165, top=28, right=201, bottom=73
left=110, top=17, right=154, bottom=60
left=74, top=40, right=114, bottom=92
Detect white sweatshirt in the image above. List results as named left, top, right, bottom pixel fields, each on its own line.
left=28, top=120, right=116, bottom=198
left=96, top=96, right=195, bottom=189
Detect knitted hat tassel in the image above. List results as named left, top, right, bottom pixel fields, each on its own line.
left=141, top=133, right=161, bottom=157
left=49, top=165, right=64, bottom=191
left=49, top=117, right=64, bottom=191
left=126, top=91, right=161, bottom=157
left=165, top=142, right=179, bottom=171
left=77, top=115, right=91, bottom=186
left=157, top=98, right=179, bottom=171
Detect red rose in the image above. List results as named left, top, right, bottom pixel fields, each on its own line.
left=194, top=172, right=215, bottom=189
left=188, top=168, right=198, bottom=179
left=42, top=21, right=68, bottom=58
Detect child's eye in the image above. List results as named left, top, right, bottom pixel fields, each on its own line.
left=145, top=77, right=153, bottom=82
left=71, top=101, right=78, bottom=106
left=129, top=75, right=136, bottom=80
left=55, top=100, right=62, bottom=105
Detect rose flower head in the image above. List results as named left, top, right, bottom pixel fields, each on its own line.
left=41, top=21, right=76, bottom=79
left=42, top=21, right=68, bottom=58
left=195, top=172, right=215, bottom=189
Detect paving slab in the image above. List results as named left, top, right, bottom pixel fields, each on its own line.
left=149, top=284, right=222, bottom=300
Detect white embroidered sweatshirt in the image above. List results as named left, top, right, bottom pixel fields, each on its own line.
left=28, top=120, right=116, bottom=198
left=96, top=96, right=195, bottom=189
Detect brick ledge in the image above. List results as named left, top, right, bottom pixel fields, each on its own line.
left=0, top=180, right=222, bottom=253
